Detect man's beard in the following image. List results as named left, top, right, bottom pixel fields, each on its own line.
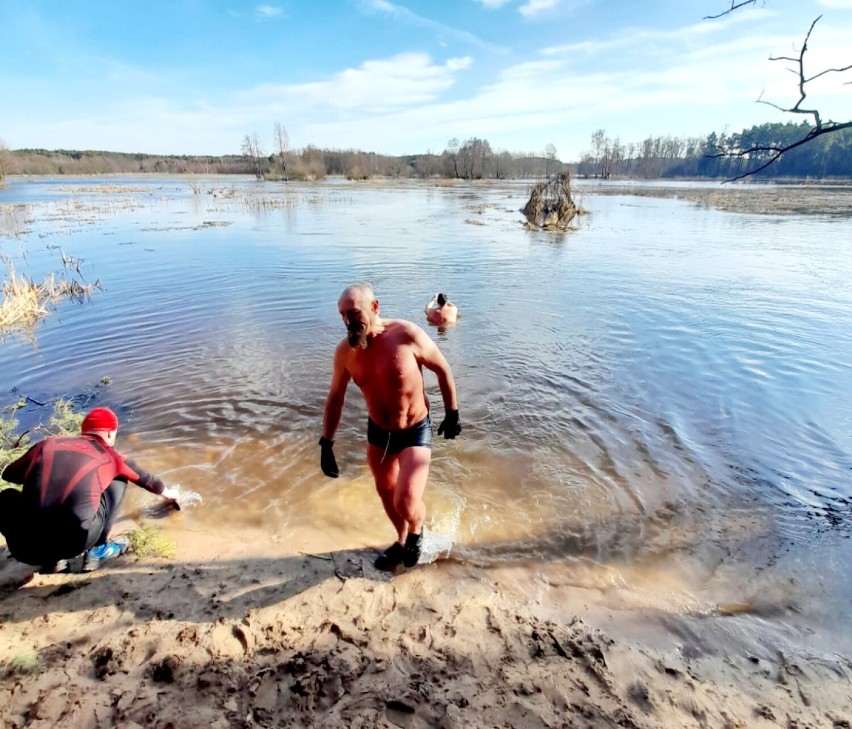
left=347, top=324, right=368, bottom=349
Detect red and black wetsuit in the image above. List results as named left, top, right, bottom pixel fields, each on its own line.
left=0, top=434, right=165, bottom=565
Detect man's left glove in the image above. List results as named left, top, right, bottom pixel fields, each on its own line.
left=319, top=437, right=339, bottom=478
left=437, top=410, right=462, bottom=439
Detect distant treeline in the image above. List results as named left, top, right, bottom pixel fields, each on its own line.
left=575, top=122, right=852, bottom=180
left=1, top=121, right=849, bottom=181
left=0, top=144, right=557, bottom=181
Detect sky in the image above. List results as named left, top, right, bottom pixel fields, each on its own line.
left=1, top=0, right=851, bottom=161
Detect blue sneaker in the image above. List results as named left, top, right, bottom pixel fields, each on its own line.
left=83, top=536, right=130, bottom=572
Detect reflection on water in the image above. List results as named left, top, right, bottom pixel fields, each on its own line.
left=2, top=176, right=851, bottom=646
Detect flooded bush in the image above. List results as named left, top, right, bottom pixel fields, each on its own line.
left=522, top=172, right=581, bottom=230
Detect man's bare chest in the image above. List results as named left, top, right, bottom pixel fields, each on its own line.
left=348, top=344, right=417, bottom=390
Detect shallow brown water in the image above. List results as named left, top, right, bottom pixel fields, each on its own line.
left=1, top=175, right=851, bottom=655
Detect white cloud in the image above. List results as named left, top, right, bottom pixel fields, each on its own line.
left=364, top=0, right=397, bottom=12
left=360, top=0, right=506, bottom=51
left=473, top=0, right=514, bottom=7
left=541, top=8, right=764, bottom=58
left=519, top=0, right=559, bottom=17
left=256, top=5, right=282, bottom=18
left=818, top=0, right=852, bottom=7
left=240, top=53, right=472, bottom=112
left=4, top=1, right=849, bottom=159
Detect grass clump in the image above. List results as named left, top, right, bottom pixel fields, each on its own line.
left=6, top=651, right=42, bottom=678
left=127, top=524, right=176, bottom=560
left=0, top=402, right=30, bottom=473
left=1, top=397, right=86, bottom=474
left=0, top=256, right=101, bottom=339
left=45, top=397, right=84, bottom=435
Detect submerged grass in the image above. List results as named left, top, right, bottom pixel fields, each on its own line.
left=587, top=183, right=852, bottom=216
left=0, top=257, right=101, bottom=338
left=1, top=204, right=27, bottom=237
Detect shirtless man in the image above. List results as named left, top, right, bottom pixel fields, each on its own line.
left=425, top=292, right=459, bottom=326
left=320, top=284, right=461, bottom=571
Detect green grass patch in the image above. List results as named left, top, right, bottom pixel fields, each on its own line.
left=6, top=651, right=42, bottom=677
left=0, top=403, right=29, bottom=474
left=44, top=397, right=84, bottom=436
left=1, top=397, right=85, bottom=474
left=127, top=524, right=176, bottom=560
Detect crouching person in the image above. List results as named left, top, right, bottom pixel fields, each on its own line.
left=0, top=407, right=179, bottom=573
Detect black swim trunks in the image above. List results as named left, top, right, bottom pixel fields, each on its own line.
left=367, top=415, right=433, bottom=455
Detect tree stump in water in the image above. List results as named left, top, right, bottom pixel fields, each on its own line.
left=522, top=172, right=577, bottom=230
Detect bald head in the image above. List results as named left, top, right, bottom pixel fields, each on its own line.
left=338, top=284, right=379, bottom=348
left=338, top=284, right=374, bottom=308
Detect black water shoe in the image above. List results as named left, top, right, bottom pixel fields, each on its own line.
left=403, top=531, right=422, bottom=568
left=374, top=542, right=406, bottom=571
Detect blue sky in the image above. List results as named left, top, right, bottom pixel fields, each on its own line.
left=1, top=0, right=850, bottom=161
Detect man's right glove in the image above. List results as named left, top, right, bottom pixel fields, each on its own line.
left=319, top=437, right=339, bottom=478
left=437, top=410, right=462, bottom=439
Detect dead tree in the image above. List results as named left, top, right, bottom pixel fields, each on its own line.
left=274, top=122, right=289, bottom=180
left=705, top=4, right=851, bottom=180
left=241, top=132, right=265, bottom=180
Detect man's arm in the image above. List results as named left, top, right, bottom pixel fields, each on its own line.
left=120, top=458, right=182, bottom=501
left=413, top=326, right=458, bottom=413
left=120, top=458, right=167, bottom=495
left=322, top=341, right=351, bottom=441
left=319, top=342, right=351, bottom=478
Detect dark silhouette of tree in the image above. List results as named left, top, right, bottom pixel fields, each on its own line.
left=240, top=132, right=265, bottom=180
left=273, top=122, right=289, bottom=180
left=458, top=137, right=492, bottom=179
left=544, top=143, right=557, bottom=177
left=705, top=4, right=851, bottom=179
left=443, top=138, right=461, bottom=179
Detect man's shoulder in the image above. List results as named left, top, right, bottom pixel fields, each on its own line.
left=40, top=434, right=80, bottom=448
left=386, top=318, right=424, bottom=335
left=332, top=338, right=357, bottom=372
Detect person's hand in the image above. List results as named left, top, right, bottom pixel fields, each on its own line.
left=437, top=410, right=461, bottom=439
left=319, top=437, right=339, bottom=478
left=161, top=485, right=181, bottom=502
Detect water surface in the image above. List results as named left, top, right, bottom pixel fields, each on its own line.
left=2, top=176, right=850, bottom=651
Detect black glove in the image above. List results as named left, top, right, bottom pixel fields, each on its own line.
left=319, top=437, right=339, bottom=478
left=437, top=410, right=461, bottom=439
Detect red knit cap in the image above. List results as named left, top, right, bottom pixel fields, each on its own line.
left=81, top=407, right=119, bottom=433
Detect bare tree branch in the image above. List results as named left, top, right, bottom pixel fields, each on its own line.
left=706, top=13, right=852, bottom=180
left=704, top=0, right=757, bottom=21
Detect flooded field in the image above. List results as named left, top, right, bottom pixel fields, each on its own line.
left=1, top=175, right=851, bottom=655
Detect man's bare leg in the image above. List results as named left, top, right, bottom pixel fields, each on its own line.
left=367, top=444, right=406, bottom=542
left=394, top=446, right=431, bottom=567
left=367, top=444, right=431, bottom=570
left=393, top=446, right=431, bottom=536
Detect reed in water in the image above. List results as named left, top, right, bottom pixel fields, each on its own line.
left=0, top=257, right=100, bottom=337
